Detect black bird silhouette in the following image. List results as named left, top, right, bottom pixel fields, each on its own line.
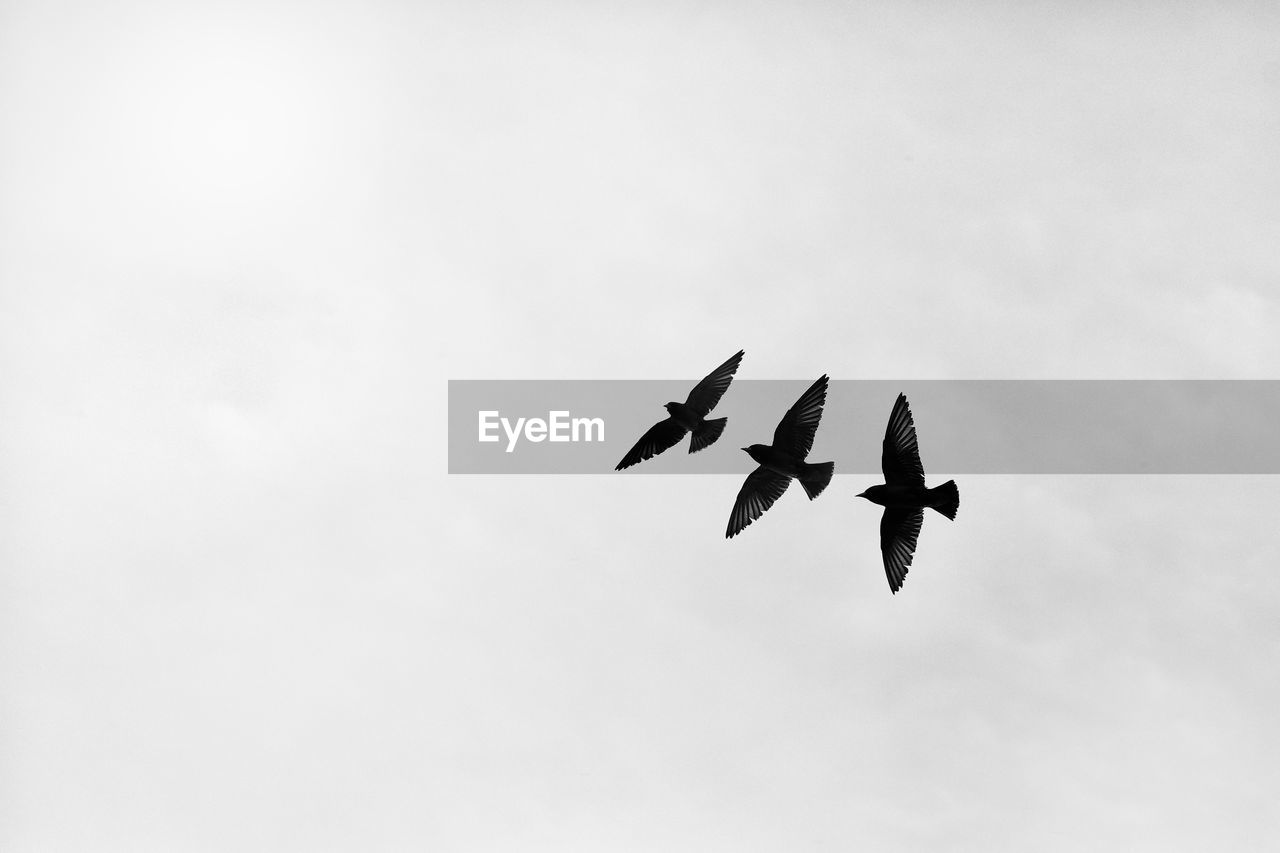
left=615, top=350, right=745, bottom=470
left=726, top=375, right=835, bottom=538
left=856, top=393, right=959, bottom=593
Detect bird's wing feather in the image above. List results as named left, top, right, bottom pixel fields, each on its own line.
left=880, top=507, right=924, bottom=593
left=615, top=418, right=687, bottom=470
left=881, top=393, right=926, bottom=486
left=685, top=349, right=745, bottom=416
left=771, top=375, right=829, bottom=460
left=726, top=466, right=792, bottom=538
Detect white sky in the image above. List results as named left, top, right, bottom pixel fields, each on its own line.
left=2, top=1, right=1279, bottom=850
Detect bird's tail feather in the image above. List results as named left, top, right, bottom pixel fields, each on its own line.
left=689, top=417, right=727, bottom=454
left=930, top=480, right=959, bottom=520
left=799, top=461, right=835, bottom=500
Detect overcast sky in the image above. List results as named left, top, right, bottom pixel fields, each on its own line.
left=3, top=1, right=1279, bottom=850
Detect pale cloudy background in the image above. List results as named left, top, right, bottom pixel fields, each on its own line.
left=3, top=1, right=1279, bottom=850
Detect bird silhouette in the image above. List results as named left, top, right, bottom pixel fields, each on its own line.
left=856, top=393, right=959, bottom=593
left=615, top=350, right=745, bottom=471
left=726, top=374, right=834, bottom=538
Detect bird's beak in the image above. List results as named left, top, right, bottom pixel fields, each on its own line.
left=740, top=447, right=749, bottom=453
left=855, top=491, right=867, bottom=499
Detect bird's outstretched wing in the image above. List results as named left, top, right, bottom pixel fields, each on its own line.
left=880, top=507, right=924, bottom=593
left=726, top=465, right=792, bottom=538
left=771, top=374, right=829, bottom=460
left=684, top=349, right=745, bottom=416
left=881, top=393, right=925, bottom=487
left=615, top=418, right=687, bottom=470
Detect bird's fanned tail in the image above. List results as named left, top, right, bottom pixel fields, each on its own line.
left=930, top=480, right=960, bottom=519
left=689, top=417, right=727, bottom=454
left=798, top=461, right=835, bottom=500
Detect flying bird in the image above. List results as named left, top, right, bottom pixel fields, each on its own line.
left=856, top=393, right=959, bottom=593
left=726, top=374, right=835, bottom=538
left=615, top=350, right=745, bottom=471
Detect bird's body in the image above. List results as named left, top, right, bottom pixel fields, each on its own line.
left=856, top=393, right=959, bottom=593
left=615, top=350, right=744, bottom=471
left=858, top=482, right=956, bottom=512
left=726, top=375, right=834, bottom=538
left=664, top=400, right=707, bottom=433
left=743, top=443, right=826, bottom=481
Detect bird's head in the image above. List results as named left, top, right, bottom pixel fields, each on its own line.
left=741, top=444, right=767, bottom=464
left=857, top=485, right=885, bottom=503
left=663, top=402, right=680, bottom=414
